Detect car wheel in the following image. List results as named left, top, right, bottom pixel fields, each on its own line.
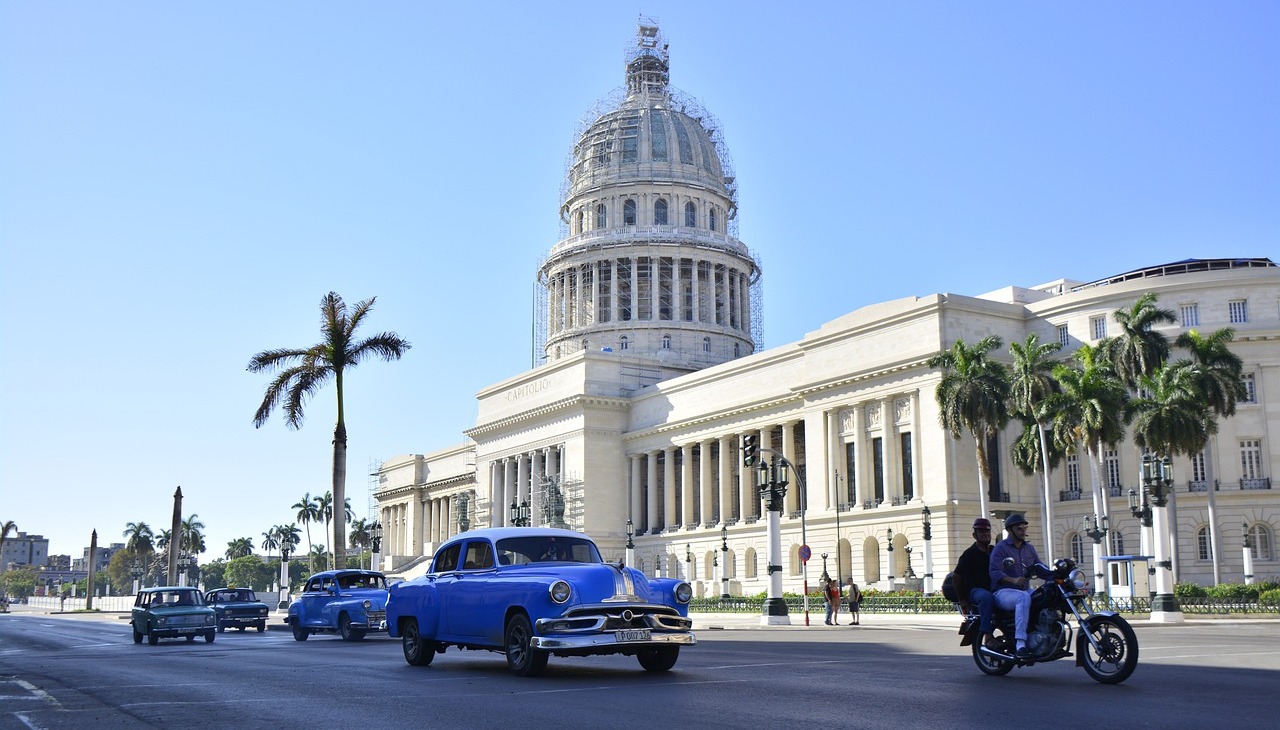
left=185, top=635, right=195, bottom=643
left=132, top=624, right=143, bottom=644
left=291, top=619, right=309, bottom=642
left=147, top=631, right=159, bottom=646
left=339, top=614, right=366, bottom=642
left=256, top=622, right=266, bottom=633
left=216, top=623, right=225, bottom=633
left=401, top=619, right=435, bottom=667
left=205, top=631, right=215, bottom=643
left=504, top=614, right=547, bottom=677
left=636, top=646, right=680, bottom=672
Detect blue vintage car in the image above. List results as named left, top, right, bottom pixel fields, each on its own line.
left=204, top=588, right=271, bottom=633
left=286, top=570, right=388, bottom=641
left=386, top=527, right=695, bottom=676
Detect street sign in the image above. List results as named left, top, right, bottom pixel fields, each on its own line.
left=798, top=544, right=811, bottom=563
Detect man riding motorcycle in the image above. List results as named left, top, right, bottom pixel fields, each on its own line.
left=989, top=513, right=1039, bottom=659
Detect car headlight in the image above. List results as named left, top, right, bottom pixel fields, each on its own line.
left=674, top=582, right=693, bottom=604
left=205, top=615, right=215, bottom=625
left=549, top=580, right=572, bottom=604
left=259, top=608, right=268, bottom=616
left=157, top=617, right=167, bottom=626
left=362, top=600, right=372, bottom=610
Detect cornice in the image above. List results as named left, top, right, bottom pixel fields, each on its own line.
left=465, top=394, right=630, bottom=438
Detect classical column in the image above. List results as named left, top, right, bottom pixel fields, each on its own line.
left=672, top=256, right=684, bottom=322
left=850, top=405, right=864, bottom=508
left=630, top=454, right=644, bottom=529
left=503, top=458, right=516, bottom=527
left=663, top=446, right=677, bottom=531
left=610, top=259, right=620, bottom=324
left=881, top=398, right=898, bottom=503
left=647, top=450, right=660, bottom=533
left=718, top=435, right=733, bottom=525
left=691, top=260, right=702, bottom=323
left=910, top=393, right=923, bottom=502
left=826, top=409, right=840, bottom=510
left=412, top=497, right=425, bottom=557
left=516, top=453, right=530, bottom=507
left=490, top=461, right=504, bottom=528
left=631, top=257, right=640, bottom=324
left=530, top=449, right=544, bottom=529
left=782, top=421, right=798, bottom=514
left=681, top=443, right=695, bottom=528
left=699, top=439, right=715, bottom=527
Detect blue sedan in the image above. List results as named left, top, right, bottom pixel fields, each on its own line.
left=386, top=527, right=695, bottom=676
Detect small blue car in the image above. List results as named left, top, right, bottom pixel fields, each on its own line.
left=204, top=588, right=271, bottom=633
left=287, top=570, right=388, bottom=642
left=386, top=527, right=695, bottom=676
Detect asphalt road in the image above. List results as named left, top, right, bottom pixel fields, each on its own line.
left=2, top=610, right=1277, bottom=729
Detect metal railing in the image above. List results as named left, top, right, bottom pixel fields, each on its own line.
left=690, top=594, right=1280, bottom=616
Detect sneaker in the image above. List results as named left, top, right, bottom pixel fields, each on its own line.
left=1015, top=647, right=1032, bottom=659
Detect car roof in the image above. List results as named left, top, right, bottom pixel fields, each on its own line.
left=306, top=569, right=385, bottom=579
left=441, top=527, right=592, bottom=544
left=140, top=586, right=199, bottom=593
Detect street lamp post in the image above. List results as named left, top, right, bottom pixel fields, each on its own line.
left=904, top=546, right=915, bottom=580
left=757, top=454, right=791, bottom=625
left=921, top=506, right=934, bottom=595
left=1143, top=454, right=1183, bottom=622
left=625, top=519, right=635, bottom=569
left=370, top=521, right=383, bottom=572
left=886, top=528, right=895, bottom=591
left=685, top=543, right=692, bottom=583
left=130, top=561, right=143, bottom=594
left=1128, top=489, right=1155, bottom=600
left=1082, top=513, right=1109, bottom=595
left=720, top=525, right=730, bottom=600
left=1242, top=522, right=1255, bottom=586
left=279, top=543, right=292, bottom=609
left=510, top=499, right=530, bottom=527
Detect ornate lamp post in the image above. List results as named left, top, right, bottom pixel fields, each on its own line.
left=279, top=542, right=292, bottom=608
left=757, top=453, right=791, bottom=625
left=510, top=499, right=531, bottom=527
left=130, top=560, right=143, bottom=594
left=921, top=506, right=934, bottom=595
left=625, top=519, right=635, bottom=569
left=720, top=525, right=730, bottom=600
left=820, top=552, right=830, bottom=582
left=684, top=543, right=692, bottom=583
left=1242, top=522, right=1255, bottom=586
left=1082, top=513, right=1109, bottom=594
left=1142, top=454, right=1183, bottom=622
left=886, top=528, right=895, bottom=591
left=370, top=521, right=383, bottom=572
left=904, top=546, right=916, bottom=580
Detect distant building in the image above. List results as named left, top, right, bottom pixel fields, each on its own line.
left=71, top=542, right=124, bottom=573
left=1, top=531, right=49, bottom=571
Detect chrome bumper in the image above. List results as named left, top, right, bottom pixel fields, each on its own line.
left=530, top=631, right=696, bottom=650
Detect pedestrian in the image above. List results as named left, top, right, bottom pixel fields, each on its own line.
left=952, top=517, right=995, bottom=647
left=822, top=576, right=840, bottom=625
left=846, top=580, right=862, bottom=625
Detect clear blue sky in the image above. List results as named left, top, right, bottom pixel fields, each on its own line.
left=2, top=2, right=1276, bottom=561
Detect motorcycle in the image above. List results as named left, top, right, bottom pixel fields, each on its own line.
left=957, top=557, right=1138, bottom=684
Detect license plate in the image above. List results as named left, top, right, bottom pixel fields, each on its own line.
left=615, top=629, right=651, bottom=642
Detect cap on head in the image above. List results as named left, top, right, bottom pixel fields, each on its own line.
left=1004, top=513, right=1029, bottom=529
left=972, top=518, right=991, bottom=530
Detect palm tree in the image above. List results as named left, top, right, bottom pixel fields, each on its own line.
left=317, top=492, right=334, bottom=567
left=181, top=514, right=206, bottom=557
left=280, top=524, right=303, bottom=559
left=1048, top=342, right=1128, bottom=592
left=122, top=522, right=154, bottom=586
left=321, top=493, right=354, bottom=568
left=1176, top=327, right=1247, bottom=583
left=1107, top=292, right=1177, bottom=390
left=156, top=529, right=171, bottom=553
left=309, top=544, right=330, bottom=572
left=349, top=518, right=371, bottom=570
left=292, top=493, right=321, bottom=574
left=225, top=537, right=254, bottom=561
left=928, top=335, right=1011, bottom=519
left=1009, top=334, right=1063, bottom=560
left=260, top=528, right=281, bottom=562
left=1, top=520, right=18, bottom=564
left=249, top=291, right=411, bottom=568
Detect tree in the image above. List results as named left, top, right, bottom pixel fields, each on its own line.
left=928, top=335, right=1011, bottom=519
left=1176, top=327, right=1247, bottom=583
left=1130, top=365, right=1213, bottom=459
left=181, top=515, right=206, bottom=557
left=292, top=493, right=321, bottom=574
left=225, top=537, right=254, bottom=561
left=1, top=520, right=18, bottom=563
left=1107, top=292, right=1177, bottom=390
left=200, top=559, right=227, bottom=591
left=309, top=544, right=330, bottom=572
left=0, top=565, right=38, bottom=601
left=320, top=492, right=354, bottom=568
left=349, top=518, right=372, bottom=570
left=1009, top=334, right=1063, bottom=560
left=249, top=291, right=411, bottom=568
left=260, top=528, right=281, bottom=562
left=224, top=555, right=274, bottom=592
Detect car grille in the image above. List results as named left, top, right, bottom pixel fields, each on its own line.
left=367, top=610, right=386, bottom=624
left=169, top=615, right=206, bottom=626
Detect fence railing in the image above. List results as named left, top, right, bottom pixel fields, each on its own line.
left=690, top=594, right=1280, bottom=616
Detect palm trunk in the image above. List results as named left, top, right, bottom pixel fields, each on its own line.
left=332, top=421, right=348, bottom=571
left=304, top=523, right=314, bottom=575
left=1037, top=422, right=1054, bottom=563
left=974, top=436, right=990, bottom=522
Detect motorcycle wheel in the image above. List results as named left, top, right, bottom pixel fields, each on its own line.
left=1080, top=615, right=1138, bottom=684
left=971, top=631, right=1014, bottom=676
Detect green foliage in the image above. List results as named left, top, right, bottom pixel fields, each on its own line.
left=1204, top=582, right=1261, bottom=602
left=223, top=556, right=274, bottom=592
left=0, top=566, right=39, bottom=600
left=1174, top=581, right=1207, bottom=598
left=1258, top=589, right=1280, bottom=607
left=199, top=559, right=227, bottom=591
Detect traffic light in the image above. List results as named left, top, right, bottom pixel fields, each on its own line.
left=742, top=435, right=757, bottom=466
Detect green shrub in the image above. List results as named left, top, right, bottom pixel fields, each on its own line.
left=1173, top=582, right=1207, bottom=598
left=1258, top=589, right=1280, bottom=607
left=1204, top=582, right=1259, bottom=602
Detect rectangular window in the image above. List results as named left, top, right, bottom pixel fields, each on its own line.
left=1241, top=440, right=1262, bottom=480
left=1229, top=299, right=1248, bottom=324
left=1091, top=316, right=1107, bottom=340
left=844, top=443, right=857, bottom=506
left=1067, top=454, right=1080, bottom=492
left=900, top=433, right=914, bottom=500
left=1198, top=528, right=1213, bottom=560
left=636, top=257, right=651, bottom=320
left=1240, top=373, right=1256, bottom=403
left=1180, top=303, right=1199, bottom=328
left=657, top=257, right=673, bottom=320
left=680, top=259, right=694, bottom=321
left=872, top=437, right=885, bottom=504
left=597, top=262, right=612, bottom=323
left=1106, top=449, right=1121, bottom=489
left=1057, top=324, right=1069, bottom=347
left=1192, top=451, right=1206, bottom=482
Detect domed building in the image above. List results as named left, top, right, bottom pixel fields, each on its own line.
left=537, top=22, right=760, bottom=370
left=374, top=21, right=1280, bottom=610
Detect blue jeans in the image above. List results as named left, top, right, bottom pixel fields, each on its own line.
left=994, top=588, right=1032, bottom=642
left=969, top=587, right=994, bottom=635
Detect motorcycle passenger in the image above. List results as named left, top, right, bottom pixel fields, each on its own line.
left=989, top=513, right=1041, bottom=659
left=952, top=517, right=995, bottom=646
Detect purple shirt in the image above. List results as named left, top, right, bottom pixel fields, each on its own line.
left=989, top=537, right=1041, bottom=592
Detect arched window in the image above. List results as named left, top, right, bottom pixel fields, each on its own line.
left=733, top=342, right=741, bottom=357
left=623, top=199, right=637, bottom=226
left=576, top=209, right=584, bottom=235
left=654, top=199, right=668, bottom=225
left=1247, top=523, right=1274, bottom=560
left=789, top=544, right=801, bottom=576
left=661, top=334, right=671, bottom=349
left=745, top=547, right=758, bottom=579
left=709, top=207, right=718, bottom=232
left=1197, top=526, right=1213, bottom=560
left=725, top=549, right=736, bottom=579
left=596, top=203, right=607, bottom=229
left=863, top=537, right=881, bottom=584
left=619, top=336, right=629, bottom=351
left=1069, top=533, right=1085, bottom=564
left=703, top=337, right=711, bottom=352
left=684, top=201, right=697, bottom=227
left=1110, top=530, right=1124, bottom=555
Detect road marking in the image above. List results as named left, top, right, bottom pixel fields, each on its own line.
left=15, top=712, right=48, bottom=730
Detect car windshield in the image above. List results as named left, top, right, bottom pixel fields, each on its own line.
left=214, top=590, right=256, bottom=602
left=148, top=590, right=201, bottom=607
left=337, top=574, right=386, bottom=590
left=495, top=536, right=602, bottom=566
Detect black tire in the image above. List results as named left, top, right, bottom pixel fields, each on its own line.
left=205, top=631, right=215, bottom=643
left=339, top=614, right=366, bottom=642
left=1080, top=615, right=1138, bottom=684
left=291, top=619, right=309, bottom=642
left=972, top=630, right=1014, bottom=676
left=148, top=632, right=159, bottom=646
left=132, top=624, right=143, bottom=644
left=256, top=622, right=266, bottom=633
left=504, top=614, right=547, bottom=677
left=401, top=619, right=435, bottom=667
left=636, top=646, right=680, bottom=672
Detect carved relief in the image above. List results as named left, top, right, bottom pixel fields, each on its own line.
left=865, top=403, right=881, bottom=428
left=839, top=408, right=855, bottom=434
left=895, top=397, right=911, bottom=424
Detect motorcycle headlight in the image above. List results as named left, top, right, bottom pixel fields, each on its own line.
left=1068, top=569, right=1088, bottom=590
left=674, top=582, right=693, bottom=604
left=549, top=580, right=572, bottom=604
